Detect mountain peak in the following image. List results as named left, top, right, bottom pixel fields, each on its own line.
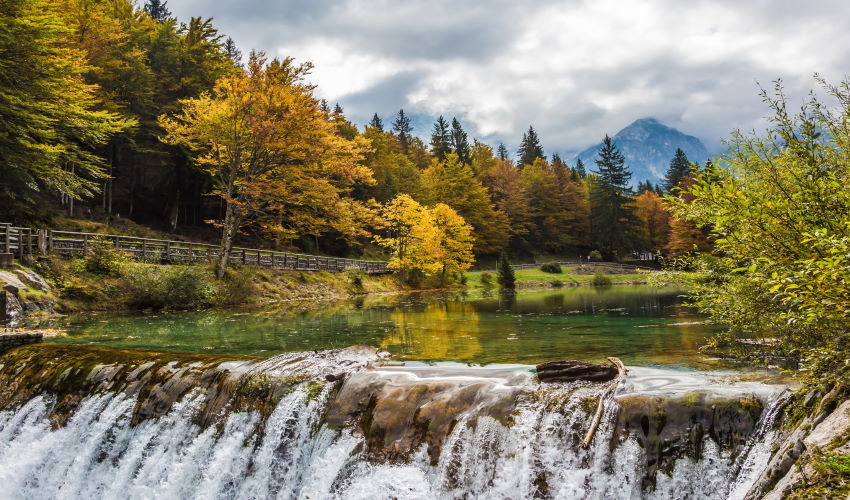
left=573, top=118, right=709, bottom=182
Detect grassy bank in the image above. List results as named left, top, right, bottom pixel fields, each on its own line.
left=463, top=267, right=652, bottom=289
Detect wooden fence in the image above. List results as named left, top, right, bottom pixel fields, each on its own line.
left=0, top=223, right=390, bottom=274
left=505, top=260, right=657, bottom=273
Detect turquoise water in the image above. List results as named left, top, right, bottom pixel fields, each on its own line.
left=43, top=286, right=719, bottom=367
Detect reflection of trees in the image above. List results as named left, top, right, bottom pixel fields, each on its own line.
left=382, top=302, right=482, bottom=361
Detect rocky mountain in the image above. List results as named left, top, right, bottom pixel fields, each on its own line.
left=573, top=118, right=709, bottom=184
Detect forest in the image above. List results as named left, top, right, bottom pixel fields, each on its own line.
left=0, top=0, right=709, bottom=281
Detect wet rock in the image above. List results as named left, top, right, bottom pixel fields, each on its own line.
left=0, top=290, right=23, bottom=326
left=804, top=399, right=850, bottom=450
left=536, top=360, right=618, bottom=383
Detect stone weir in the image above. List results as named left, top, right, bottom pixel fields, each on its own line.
left=0, top=330, right=42, bottom=354
left=0, top=344, right=787, bottom=499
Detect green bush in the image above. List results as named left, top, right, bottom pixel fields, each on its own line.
left=479, top=272, right=493, bottom=286
left=591, top=273, right=612, bottom=287
left=589, top=250, right=603, bottom=262
left=540, top=262, right=562, bottom=274
left=497, top=252, right=515, bottom=289
left=215, top=266, right=257, bottom=305
left=550, top=280, right=565, bottom=288
left=345, top=266, right=365, bottom=291
left=84, top=238, right=127, bottom=275
left=119, top=263, right=214, bottom=310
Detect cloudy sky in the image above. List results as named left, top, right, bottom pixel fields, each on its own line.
left=171, top=0, right=850, bottom=155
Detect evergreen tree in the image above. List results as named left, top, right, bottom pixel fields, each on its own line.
left=517, top=126, right=544, bottom=167
left=223, top=37, right=241, bottom=65
left=497, top=142, right=509, bottom=161
left=369, top=113, right=383, bottom=131
left=429, top=115, right=451, bottom=161
left=590, top=135, right=638, bottom=258
left=392, top=108, right=413, bottom=152
left=574, top=158, right=587, bottom=178
left=143, top=0, right=171, bottom=21
left=320, top=100, right=330, bottom=114
left=497, top=252, right=516, bottom=289
left=663, top=148, right=691, bottom=193
left=450, top=117, right=471, bottom=164
left=636, top=180, right=655, bottom=193
left=333, top=103, right=343, bottom=116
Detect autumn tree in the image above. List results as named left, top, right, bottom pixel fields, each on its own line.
left=423, top=153, right=510, bottom=254
left=0, top=0, right=131, bottom=221
left=357, top=127, right=423, bottom=202
left=521, top=158, right=589, bottom=253
left=665, top=174, right=711, bottom=255
left=517, top=126, right=544, bottom=167
left=634, top=190, right=670, bottom=252
left=429, top=115, right=451, bottom=161
left=160, top=52, right=371, bottom=277
left=590, top=135, right=637, bottom=258
left=431, top=203, right=475, bottom=283
left=472, top=142, right=533, bottom=248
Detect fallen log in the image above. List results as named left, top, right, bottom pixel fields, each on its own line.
left=536, top=359, right=619, bottom=383
left=581, top=357, right=627, bottom=449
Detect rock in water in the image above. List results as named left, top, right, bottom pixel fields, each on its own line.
left=536, top=360, right=619, bottom=383
left=0, top=290, right=23, bottom=326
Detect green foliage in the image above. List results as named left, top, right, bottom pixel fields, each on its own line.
left=345, top=266, right=365, bottom=291
left=591, top=273, right=612, bottom=287
left=479, top=272, right=494, bottom=287
left=589, top=250, right=603, bottom=262
left=497, top=252, right=516, bottom=289
left=119, top=263, right=214, bottom=309
left=539, top=262, right=563, bottom=274
left=430, top=116, right=451, bottom=161
left=517, top=126, right=544, bottom=167
left=214, top=266, right=257, bottom=306
left=668, top=77, right=850, bottom=381
left=84, top=239, right=128, bottom=275
left=590, top=136, right=638, bottom=257
left=663, top=148, right=692, bottom=193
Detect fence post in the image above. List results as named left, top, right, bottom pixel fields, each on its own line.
left=3, top=224, right=10, bottom=254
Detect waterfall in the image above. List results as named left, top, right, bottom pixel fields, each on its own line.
left=0, top=344, right=786, bottom=499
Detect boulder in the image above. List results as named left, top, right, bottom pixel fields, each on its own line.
left=13, top=269, right=50, bottom=293
left=0, top=290, right=24, bottom=326
left=0, top=270, right=27, bottom=294
left=804, top=399, right=850, bottom=450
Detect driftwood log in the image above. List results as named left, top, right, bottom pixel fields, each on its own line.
left=536, top=359, right=621, bottom=383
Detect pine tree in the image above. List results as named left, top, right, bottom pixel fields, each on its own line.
left=517, top=126, right=544, bottom=167
left=450, top=117, right=471, bottom=164
left=663, top=148, right=691, bottom=193
left=429, top=115, right=451, bottom=161
left=369, top=113, right=383, bottom=131
left=333, top=103, right=343, bottom=116
left=497, top=142, right=509, bottom=161
left=143, top=0, right=171, bottom=21
left=590, top=135, right=638, bottom=258
left=497, top=252, right=516, bottom=289
left=574, top=158, right=587, bottom=178
left=223, top=37, right=241, bottom=66
left=393, top=108, right=413, bottom=152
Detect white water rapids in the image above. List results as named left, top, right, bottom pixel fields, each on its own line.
left=0, top=357, right=786, bottom=500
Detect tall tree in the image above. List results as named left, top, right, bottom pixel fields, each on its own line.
left=517, top=126, right=544, bottom=167
left=497, top=142, right=509, bottom=161
left=663, top=148, right=691, bottom=193
left=574, top=158, right=587, bottom=178
left=429, top=115, right=451, bottom=161
left=223, top=37, right=241, bottom=65
left=0, top=0, right=131, bottom=221
left=160, top=52, right=371, bottom=277
left=368, top=113, right=383, bottom=131
left=450, top=117, right=471, bottom=164
left=634, top=190, right=670, bottom=252
left=590, top=135, right=637, bottom=257
left=392, top=108, right=413, bottom=152
left=143, top=0, right=171, bottom=21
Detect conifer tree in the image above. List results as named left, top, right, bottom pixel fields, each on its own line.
left=143, top=0, right=171, bottom=21
left=497, top=252, right=516, bottom=289
left=450, top=117, right=471, bottom=164
left=663, top=148, right=691, bottom=193
left=517, top=126, right=544, bottom=167
left=590, top=135, right=638, bottom=258
left=497, top=142, right=509, bottom=161
left=393, top=108, right=413, bottom=152
left=574, top=158, right=587, bottom=178
left=223, top=37, right=241, bottom=65
left=369, top=113, right=383, bottom=131
left=429, top=115, right=451, bottom=161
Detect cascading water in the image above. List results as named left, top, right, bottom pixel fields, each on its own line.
left=0, top=344, right=786, bottom=499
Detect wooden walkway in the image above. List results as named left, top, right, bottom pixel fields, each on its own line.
left=0, top=223, right=389, bottom=274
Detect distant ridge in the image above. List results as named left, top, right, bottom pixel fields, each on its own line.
left=572, top=118, right=709, bottom=183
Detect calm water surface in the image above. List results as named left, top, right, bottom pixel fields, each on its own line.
left=44, top=286, right=720, bottom=367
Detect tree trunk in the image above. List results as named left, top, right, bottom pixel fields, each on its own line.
left=216, top=201, right=240, bottom=279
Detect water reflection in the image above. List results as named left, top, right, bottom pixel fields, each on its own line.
left=44, top=286, right=718, bottom=367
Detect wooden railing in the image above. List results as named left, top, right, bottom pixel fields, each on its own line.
left=0, top=223, right=390, bottom=274
left=504, top=260, right=657, bottom=272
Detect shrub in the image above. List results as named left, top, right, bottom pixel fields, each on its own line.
left=550, top=280, right=565, bottom=288
left=589, top=250, right=603, bottom=262
left=61, top=277, right=100, bottom=302
left=215, top=266, right=257, bottom=305
left=480, top=272, right=494, bottom=286
left=119, top=263, right=214, bottom=310
left=497, top=252, right=515, bottom=289
left=591, top=273, right=612, bottom=287
left=84, top=238, right=127, bottom=275
left=345, top=266, right=365, bottom=291
left=540, top=262, right=562, bottom=274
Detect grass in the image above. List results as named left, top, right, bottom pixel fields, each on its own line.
left=463, top=267, right=650, bottom=288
